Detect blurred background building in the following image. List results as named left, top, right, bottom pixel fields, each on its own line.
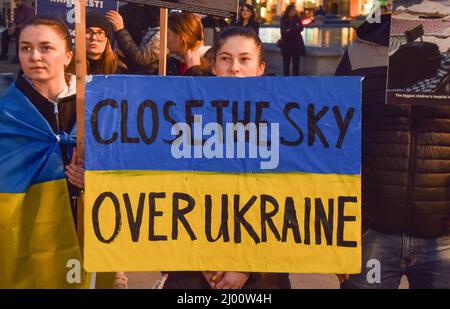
left=245, top=0, right=390, bottom=23
left=0, top=0, right=34, bottom=27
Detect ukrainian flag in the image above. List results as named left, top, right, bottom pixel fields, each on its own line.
left=0, top=84, right=87, bottom=288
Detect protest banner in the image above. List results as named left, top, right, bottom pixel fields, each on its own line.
left=36, top=0, right=118, bottom=43
left=83, top=76, right=362, bottom=273
left=386, top=0, right=450, bottom=105
left=121, top=0, right=239, bottom=17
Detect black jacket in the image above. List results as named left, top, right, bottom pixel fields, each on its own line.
left=118, top=3, right=159, bottom=45
left=233, top=20, right=259, bottom=36
left=280, top=15, right=305, bottom=54
left=336, top=14, right=450, bottom=238
left=115, top=27, right=159, bottom=75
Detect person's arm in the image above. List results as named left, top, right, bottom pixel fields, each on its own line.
left=280, top=17, right=288, bottom=40
left=290, top=17, right=303, bottom=36
left=202, top=271, right=224, bottom=288
left=281, top=18, right=300, bottom=40
left=334, top=50, right=352, bottom=76
left=214, top=272, right=250, bottom=289
left=116, top=28, right=160, bottom=68
left=106, top=10, right=160, bottom=69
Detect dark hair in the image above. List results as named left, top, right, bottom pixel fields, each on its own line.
left=20, top=15, right=72, bottom=52
left=238, top=3, right=256, bottom=24
left=283, top=4, right=297, bottom=19
left=214, top=26, right=263, bottom=63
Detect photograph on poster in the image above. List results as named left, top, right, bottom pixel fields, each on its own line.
left=387, top=0, right=450, bottom=104
left=121, top=0, right=238, bottom=17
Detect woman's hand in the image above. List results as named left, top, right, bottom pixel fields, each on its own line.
left=202, top=271, right=224, bottom=288
left=214, top=272, right=250, bottom=289
left=336, top=274, right=350, bottom=284
left=105, top=10, right=125, bottom=32
left=65, top=151, right=84, bottom=189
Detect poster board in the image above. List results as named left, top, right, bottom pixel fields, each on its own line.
left=386, top=0, right=450, bottom=105
left=83, top=76, right=362, bottom=273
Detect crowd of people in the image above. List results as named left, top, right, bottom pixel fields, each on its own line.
left=1, top=1, right=306, bottom=76
left=0, top=1, right=448, bottom=290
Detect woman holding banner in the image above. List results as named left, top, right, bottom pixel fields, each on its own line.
left=163, top=27, right=291, bottom=289
left=0, top=16, right=86, bottom=288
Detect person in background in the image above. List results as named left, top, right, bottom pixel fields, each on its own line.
left=201, top=15, right=228, bottom=47
left=335, top=13, right=450, bottom=289
left=106, top=10, right=160, bottom=75
left=0, top=8, right=6, bottom=27
left=83, top=13, right=127, bottom=74
left=233, top=3, right=259, bottom=36
left=0, top=0, right=34, bottom=63
left=166, top=11, right=211, bottom=76
left=118, top=3, right=160, bottom=46
left=314, top=5, right=326, bottom=16
left=81, top=12, right=129, bottom=289
left=280, top=4, right=305, bottom=76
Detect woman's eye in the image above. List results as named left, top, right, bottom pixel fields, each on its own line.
left=20, top=46, right=31, bottom=52
left=221, top=56, right=231, bottom=62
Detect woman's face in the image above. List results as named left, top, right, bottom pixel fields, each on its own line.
left=19, top=25, right=72, bottom=84
left=212, top=36, right=265, bottom=77
left=167, top=28, right=184, bottom=56
left=86, top=26, right=108, bottom=60
left=240, top=6, right=252, bottom=20
left=288, top=7, right=298, bottom=18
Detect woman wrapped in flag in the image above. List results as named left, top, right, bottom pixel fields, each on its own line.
left=0, top=16, right=87, bottom=288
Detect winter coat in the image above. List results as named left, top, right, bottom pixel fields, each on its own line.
left=336, top=14, right=450, bottom=238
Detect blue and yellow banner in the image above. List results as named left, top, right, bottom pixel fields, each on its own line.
left=84, top=76, right=362, bottom=273
left=0, top=84, right=86, bottom=288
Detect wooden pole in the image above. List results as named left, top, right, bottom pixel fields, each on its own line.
left=158, top=8, right=168, bottom=76
left=74, top=0, right=86, bottom=251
